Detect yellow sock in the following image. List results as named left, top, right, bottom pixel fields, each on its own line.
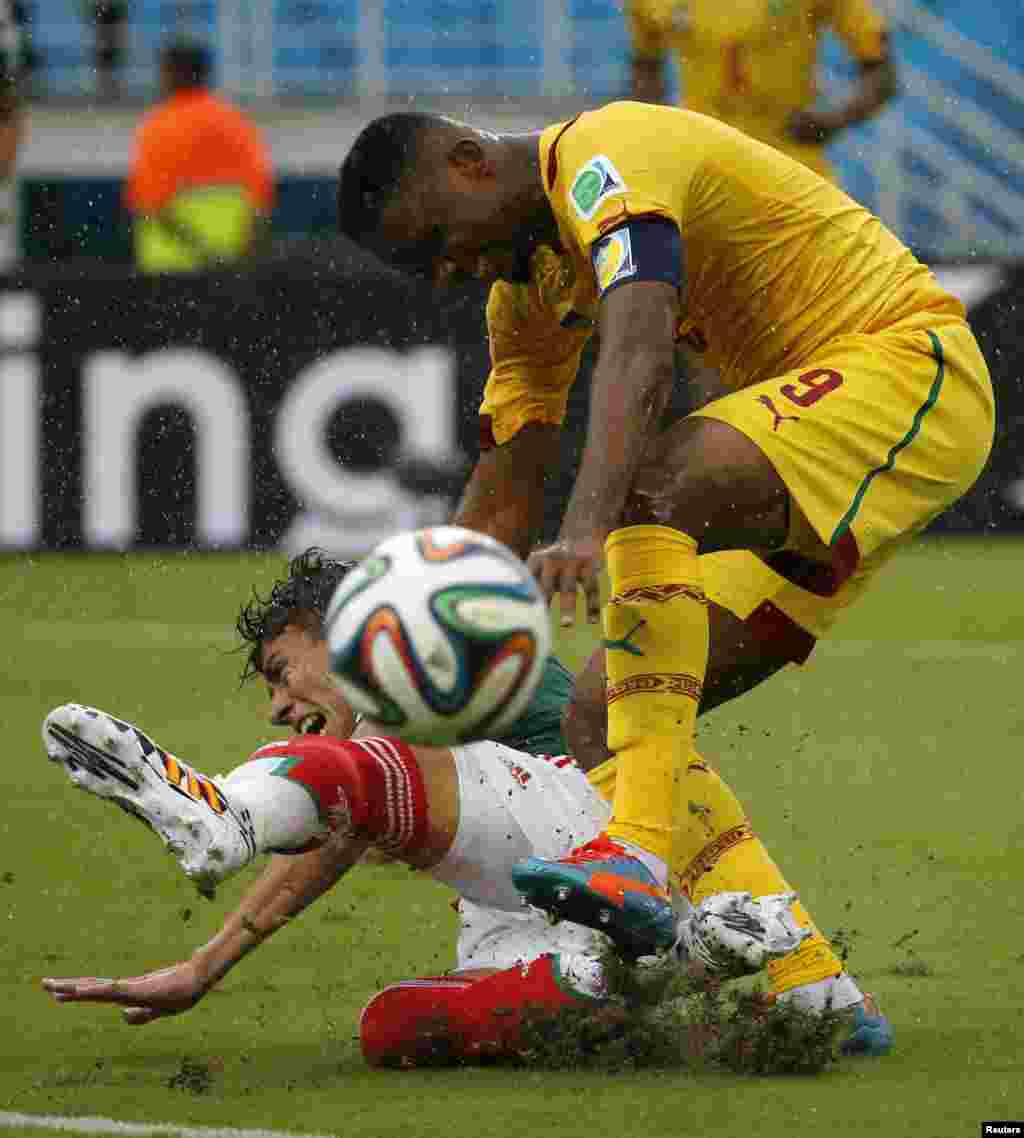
left=588, top=752, right=845, bottom=994
left=679, top=755, right=844, bottom=994
left=602, top=525, right=707, bottom=864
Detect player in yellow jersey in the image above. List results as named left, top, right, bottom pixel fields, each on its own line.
left=624, top=0, right=898, bottom=690
left=628, top=0, right=897, bottom=182
left=336, top=103, right=994, bottom=959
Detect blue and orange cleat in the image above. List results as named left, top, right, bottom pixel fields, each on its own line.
left=512, top=834, right=677, bottom=957
left=840, top=993, right=894, bottom=1057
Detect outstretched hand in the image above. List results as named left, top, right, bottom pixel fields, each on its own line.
left=42, top=958, right=208, bottom=1026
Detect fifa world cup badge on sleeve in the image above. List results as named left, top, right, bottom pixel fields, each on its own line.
left=594, top=229, right=637, bottom=296
left=569, top=156, right=627, bottom=220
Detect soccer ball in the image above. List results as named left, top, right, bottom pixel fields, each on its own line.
left=324, top=526, right=551, bottom=745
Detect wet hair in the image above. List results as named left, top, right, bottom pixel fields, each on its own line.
left=236, top=547, right=355, bottom=682
left=161, top=38, right=211, bottom=88
left=337, top=112, right=445, bottom=265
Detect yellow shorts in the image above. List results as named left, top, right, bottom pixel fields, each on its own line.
left=693, top=314, right=994, bottom=641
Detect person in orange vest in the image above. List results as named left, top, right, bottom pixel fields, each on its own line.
left=125, top=39, right=274, bottom=273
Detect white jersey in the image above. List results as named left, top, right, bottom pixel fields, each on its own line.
left=429, top=741, right=612, bottom=971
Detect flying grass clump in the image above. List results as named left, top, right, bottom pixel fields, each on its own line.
left=517, top=946, right=842, bottom=1075
left=887, top=928, right=934, bottom=977
left=168, top=1055, right=216, bottom=1094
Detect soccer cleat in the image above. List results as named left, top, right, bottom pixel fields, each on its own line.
left=42, top=703, right=255, bottom=899
left=512, top=833, right=677, bottom=957
left=774, top=978, right=894, bottom=1058
left=839, top=993, right=894, bottom=1057
left=675, top=891, right=813, bottom=979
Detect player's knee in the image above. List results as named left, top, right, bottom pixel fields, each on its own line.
left=620, top=418, right=734, bottom=529
left=621, top=417, right=788, bottom=549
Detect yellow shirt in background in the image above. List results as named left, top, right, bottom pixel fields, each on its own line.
left=480, top=102, right=959, bottom=445
left=627, top=0, right=887, bottom=179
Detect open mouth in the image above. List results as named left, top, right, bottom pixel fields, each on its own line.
left=297, top=712, right=327, bottom=736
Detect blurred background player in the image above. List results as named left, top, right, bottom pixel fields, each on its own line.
left=627, top=0, right=898, bottom=183
left=125, top=38, right=274, bottom=274
left=0, top=0, right=24, bottom=271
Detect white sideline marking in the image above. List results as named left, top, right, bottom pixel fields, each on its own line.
left=0, top=1113, right=336, bottom=1138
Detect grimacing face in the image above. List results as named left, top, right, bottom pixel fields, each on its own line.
left=259, top=623, right=358, bottom=740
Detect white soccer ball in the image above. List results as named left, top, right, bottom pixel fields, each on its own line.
left=325, top=526, right=551, bottom=745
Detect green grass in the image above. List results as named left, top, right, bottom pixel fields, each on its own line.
left=3, top=539, right=1024, bottom=1137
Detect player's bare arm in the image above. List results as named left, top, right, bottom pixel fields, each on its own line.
left=44, top=837, right=366, bottom=1025
left=528, top=279, right=678, bottom=625
left=188, top=838, right=367, bottom=996
left=452, top=421, right=562, bottom=559
left=788, top=52, right=897, bottom=144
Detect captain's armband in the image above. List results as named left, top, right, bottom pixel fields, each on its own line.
left=591, top=218, right=682, bottom=300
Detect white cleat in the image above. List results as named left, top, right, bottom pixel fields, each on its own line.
left=42, top=703, right=255, bottom=899
left=675, top=891, right=812, bottom=979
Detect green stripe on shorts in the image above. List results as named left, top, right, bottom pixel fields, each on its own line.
left=831, top=330, right=945, bottom=546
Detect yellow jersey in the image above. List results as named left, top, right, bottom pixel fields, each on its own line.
left=627, top=0, right=888, bottom=178
left=479, top=102, right=960, bottom=447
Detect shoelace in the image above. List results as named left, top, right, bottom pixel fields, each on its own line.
left=562, top=834, right=630, bottom=865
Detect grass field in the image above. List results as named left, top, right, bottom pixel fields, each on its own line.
left=3, top=538, right=1023, bottom=1138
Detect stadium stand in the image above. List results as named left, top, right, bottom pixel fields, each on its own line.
left=17, top=1, right=1024, bottom=261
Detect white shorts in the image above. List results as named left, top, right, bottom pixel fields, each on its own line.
left=428, top=741, right=612, bottom=970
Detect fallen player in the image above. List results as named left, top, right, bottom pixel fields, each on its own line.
left=40, top=698, right=808, bottom=1065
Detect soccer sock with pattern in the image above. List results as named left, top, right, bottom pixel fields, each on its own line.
left=588, top=751, right=844, bottom=994
left=676, top=755, right=844, bottom=993
left=602, top=524, right=707, bottom=870
left=233, top=735, right=429, bottom=857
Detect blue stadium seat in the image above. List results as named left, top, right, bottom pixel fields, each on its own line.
left=568, top=0, right=629, bottom=100
left=274, top=0, right=359, bottom=98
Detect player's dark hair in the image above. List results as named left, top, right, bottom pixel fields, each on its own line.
left=337, top=112, right=441, bottom=246
left=236, top=547, right=355, bottom=682
left=161, top=38, right=211, bottom=88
